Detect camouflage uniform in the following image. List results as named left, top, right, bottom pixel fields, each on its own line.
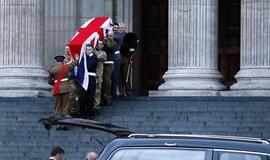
left=69, top=78, right=80, bottom=116
left=64, top=56, right=80, bottom=117
left=93, top=50, right=107, bottom=109
left=102, top=38, right=117, bottom=105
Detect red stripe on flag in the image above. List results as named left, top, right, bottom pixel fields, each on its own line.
left=68, top=17, right=112, bottom=59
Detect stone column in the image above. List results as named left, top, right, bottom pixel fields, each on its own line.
left=44, top=0, right=77, bottom=69
left=0, top=0, right=50, bottom=97
left=76, top=0, right=107, bottom=27
left=116, top=0, right=133, bottom=31
left=150, top=0, right=226, bottom=96
left=229, top=0, right=270, bottom=96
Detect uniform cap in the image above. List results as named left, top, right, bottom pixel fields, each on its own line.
left=54, top=55, right=65, bottom=62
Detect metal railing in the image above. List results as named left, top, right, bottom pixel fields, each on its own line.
left=128, top=134, right=270, bottom=145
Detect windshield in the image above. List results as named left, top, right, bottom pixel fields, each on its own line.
left=109, top=148, right=208, bottom=160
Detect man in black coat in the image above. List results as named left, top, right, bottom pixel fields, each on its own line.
left=49, top=146, right=65, bottom=160
left=120, top=32, right=139, bottom=97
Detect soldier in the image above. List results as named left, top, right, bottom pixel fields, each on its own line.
left=112, top=22, right=122, bottom=98
left=93, top=41, right=107, bottom=110
left=101, top=30, right=117, bottom=106
left=120, top=32, right=139, bottom=97
left=48, top=54, right=78, bottom=116
left=64, top=45, right=80, bottom=117
left=78, top=44, right=97, bottom=119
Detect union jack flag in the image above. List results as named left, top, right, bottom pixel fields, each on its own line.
left=68, top=17, right=113, bottom=90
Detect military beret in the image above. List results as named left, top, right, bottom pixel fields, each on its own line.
left=54, top=55, right=65, bottom=62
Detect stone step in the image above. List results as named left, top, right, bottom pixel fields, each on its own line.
left=0, top=97, right=270, bottom=160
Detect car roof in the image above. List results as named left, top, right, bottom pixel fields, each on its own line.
left=102, top=135, right=270, bottom=155
left=39, top=116, right=270, bottom=154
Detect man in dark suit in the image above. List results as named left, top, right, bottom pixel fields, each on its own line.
left=49, top=146, right=65, bottom=160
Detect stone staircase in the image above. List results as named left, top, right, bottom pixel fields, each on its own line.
left=0, top=97, right=270, bottom=160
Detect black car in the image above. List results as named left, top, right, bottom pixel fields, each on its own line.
left=40, top=116, right=270, bottom=160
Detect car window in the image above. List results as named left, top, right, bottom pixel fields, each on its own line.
left=109, top=148, right=208, bottom=160
left=219, top=152, right=264, bottom=160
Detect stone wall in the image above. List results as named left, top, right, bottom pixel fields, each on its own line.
left=0, top=97, right=269, bottom=160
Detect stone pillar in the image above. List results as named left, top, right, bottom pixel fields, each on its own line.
left=76, top=0, right=107, bottom=27
left=116, top=0, right=133, bottom=31
left=150, top=0, right=226, bottom=96
left=44, top=0, right=77, bottom=69
left=0, top=0, right=50, bottom=97
left=229, top=0, right=270, bottom=96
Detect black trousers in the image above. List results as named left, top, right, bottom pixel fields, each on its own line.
left=78, top=76, right=96, bottom=119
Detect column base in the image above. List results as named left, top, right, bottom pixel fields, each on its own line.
left=220, top=90, right=270, bottom=97
left=0, top=67, right=52, bottom=97
left=149, top=90, right=221, bottom=96
left=0, top=90, right=51, bottom=97
left=151, top=68, right=226, bottom=96
left=230, top=69, right=270, bottom=96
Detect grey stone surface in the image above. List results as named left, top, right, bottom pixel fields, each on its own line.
left=0, top=97, right=270, bottom=159
left=155, top=0, right=226, bottom=96
left=230, top=1, right=270, bottom=95
left=221, top=90, right=270, bottom=97
left=44, top=0, right=77, bottom=69
left=104, top=0, right=113, bottom=19
left=76, top=0, right=107, bottom=27
left=0, top=0, right=51, bottom=97
left=116, top=0, right=133, bottom=31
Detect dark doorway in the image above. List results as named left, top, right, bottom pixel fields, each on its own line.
left=140, top=0, right=168, bottom=95
left=218, top=0, right=240, bottom=88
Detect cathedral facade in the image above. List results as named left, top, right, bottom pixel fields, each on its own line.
left=1, top=0, right=270, bottom=97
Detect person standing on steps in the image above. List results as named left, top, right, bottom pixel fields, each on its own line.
left=48, top=54, right=78, bottom=116
left=101, top=31, right=117, bottom=106
left=77, top=44, right=97, bottom=119
left=93, top=41, right=107, bottom=110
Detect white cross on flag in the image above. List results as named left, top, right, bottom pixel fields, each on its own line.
left=68, top=16, right=113, bottom=90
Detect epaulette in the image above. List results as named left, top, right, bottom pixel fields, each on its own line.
left=48, top=64, right=56, bottom=71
